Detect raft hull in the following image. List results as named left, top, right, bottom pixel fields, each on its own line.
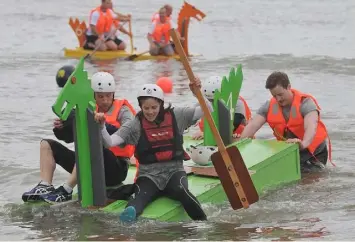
left=63, top=47, right=186, bottom=61
left=101, top=138, right=301, bottom=222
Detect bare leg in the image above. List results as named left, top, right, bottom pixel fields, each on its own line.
left=162, top=44, right=175, bottom=56
left=65, top=165, right=77, bottom=189
left=39, top=140, right=56, bottom=184
left=106, top=40, right=118, bottom=51
left=149, top=46, right=160, bottom=56
left=117, top=41, right=126, bottom=50
left=40, top=139, right=77, bottom=189
left=94, top=39, right=107, bottom=51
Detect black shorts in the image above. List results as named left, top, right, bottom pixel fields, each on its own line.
left=43, top=139, right=128, bottom=186
left=84, top=35, right=123, bottom=50
left=113, top=37, right=123, bottom=46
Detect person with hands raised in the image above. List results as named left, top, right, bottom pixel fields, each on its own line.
left=95, top=77, right=212, bottom=223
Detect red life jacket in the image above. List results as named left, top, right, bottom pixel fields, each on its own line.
left=134, top=110, right=190, bottom=164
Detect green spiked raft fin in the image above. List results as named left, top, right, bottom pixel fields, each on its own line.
left=52, top=57, right=106, bottom=208
left=203, top=64, right=244, bottom=146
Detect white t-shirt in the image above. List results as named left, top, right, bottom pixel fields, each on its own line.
left=148, top=20, right=177, bottom=43
left=86, top=9, right=118, bottom=36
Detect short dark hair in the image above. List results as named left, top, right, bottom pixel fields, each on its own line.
left=265, top=71, right=290, bottom=89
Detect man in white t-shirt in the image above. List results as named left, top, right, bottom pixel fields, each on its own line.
left=108, top=1, right=132, bottom=50
left=84, top=0, right=131, bottom=51
left=147, top=7, right=183, bottom=56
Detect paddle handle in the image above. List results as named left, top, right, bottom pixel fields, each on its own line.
left=170, top=28, right=250, bottom=209
left=128, top=19, right=134, bottom=54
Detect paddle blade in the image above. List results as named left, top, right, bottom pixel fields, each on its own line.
left=211, top=146, right=259, bottom=210
left=124, top=54, right=138, bottom=61
left=123, top=50, right=150, bottom=61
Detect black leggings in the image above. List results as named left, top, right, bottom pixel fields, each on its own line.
left=127, top=171, right=207, bottom=221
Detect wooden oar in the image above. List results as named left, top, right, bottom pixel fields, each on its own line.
left=170, top=28, right=259, bottom=210
left=123, top=50, right=150, bottom=61
left=128, top=19, right=134, bottom=54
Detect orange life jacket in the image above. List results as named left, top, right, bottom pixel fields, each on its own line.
left=151, top=12, right=171, bottom=22
left=96, top=99, right=136, bottom=158
left=89, top=7, right=113, bottom=34
left=266, top=89, right=332, bottom=161
left=198, top=96, right=252, bottom=136
left=150, top=20, right=171, bottom=44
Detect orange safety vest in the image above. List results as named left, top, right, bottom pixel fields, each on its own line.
left=151, top=12, right=171, bottom=22
left=198, top=96, right=252, bottom=136
left=89, top=7, right=114, bottom=34
left=266, top=89, right=332, bottom=161
left=151, top=21, right=171, bottom=44
left=97, top=99, right=136, bottom=158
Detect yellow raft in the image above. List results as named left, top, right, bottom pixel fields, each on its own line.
left=63, top=2, right=206, bottom=61
left=64, top=47, right=182, bottom=61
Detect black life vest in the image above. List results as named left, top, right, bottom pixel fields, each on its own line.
left=135, top=110, right=190, bottom=164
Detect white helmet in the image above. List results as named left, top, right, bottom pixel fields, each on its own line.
left=202, top=76, right=222, bottom=99
left=137, top=84, right=164, bottom=101
left=91, top=72, right=116, bottom=92
left=186, top=145, right=217, bottom=166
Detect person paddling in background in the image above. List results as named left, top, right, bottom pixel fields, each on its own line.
left=94, top=79, right=211, bottom=222
left=108, top=1, right=132, bottom=50
left=192, top=76, right=252, bottom=140
left=152, top=4, right=173, bottom=23
left=84, top=0, right=131, bottom=51
left=22, top=71, right=136, bottom=203
left=147, top=7, right=183, bottom=56
left=240, top=71, right=331, bottom=173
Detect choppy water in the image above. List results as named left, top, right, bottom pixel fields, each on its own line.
left=0, top=0, right=354, bottom=240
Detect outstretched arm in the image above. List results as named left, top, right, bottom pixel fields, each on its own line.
left=301, top=110, right=318, bottom=149
left=101, top=124, right=125, bottom=148
left=119, top=25, right=131, bottom=36
left=240, top=114, right=266, bottom=138
left=192, top=95, right=213, bottom=121
left=240, top=100, right=269, bottom=138
left=96, top=111, right=139, bottom=148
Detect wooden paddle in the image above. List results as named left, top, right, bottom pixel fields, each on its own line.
left=128, top=19, right=134, bottom=54
left=170, top=28, right=259, bottom=210
left=123, top=50, right=150, bottom=61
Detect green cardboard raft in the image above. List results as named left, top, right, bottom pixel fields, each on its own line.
left=50, top=58, right=301, bottom=221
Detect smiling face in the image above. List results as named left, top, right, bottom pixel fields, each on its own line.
left=140, top=97, right=161, bottom=122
